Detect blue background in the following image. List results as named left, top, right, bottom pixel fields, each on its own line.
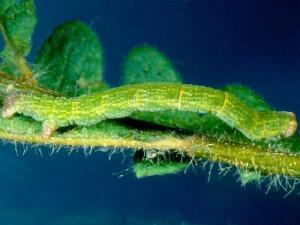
left=0, top=0, right=300, bottom=224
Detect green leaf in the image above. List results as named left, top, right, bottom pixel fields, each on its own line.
left=133, top=160, right=187, bottom=178
left=133, top=150, right=189, bottom=178
left=0, top=0, right=14, bottom=15
left=0, top=0, right=36, bottom=77
left=122, top=44, right=182, bottom=84
left=35, top=20, right=105, bottom=97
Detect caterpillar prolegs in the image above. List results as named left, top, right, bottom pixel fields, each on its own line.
left=2, top=83, right=297, bottom=140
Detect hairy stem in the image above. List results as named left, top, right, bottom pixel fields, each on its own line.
left=0, top=118, right=299, bottom=178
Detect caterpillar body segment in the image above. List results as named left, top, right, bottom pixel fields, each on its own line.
left=2, top=83, right=297, bottom=140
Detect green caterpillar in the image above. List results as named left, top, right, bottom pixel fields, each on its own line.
left=2, top=83, right=297, bottom=140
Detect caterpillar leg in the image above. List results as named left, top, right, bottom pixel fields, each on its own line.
left=42, top=120, right=58, bottom=139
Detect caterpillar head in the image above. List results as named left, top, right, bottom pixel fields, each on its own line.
left=2, top=89, right=21, bottom=119
left=282, top=111, right=298, bottom=138
left=262, top=111, right=298, bottom=141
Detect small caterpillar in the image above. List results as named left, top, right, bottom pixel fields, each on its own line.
left=2, top=83, right=297, bottom=140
